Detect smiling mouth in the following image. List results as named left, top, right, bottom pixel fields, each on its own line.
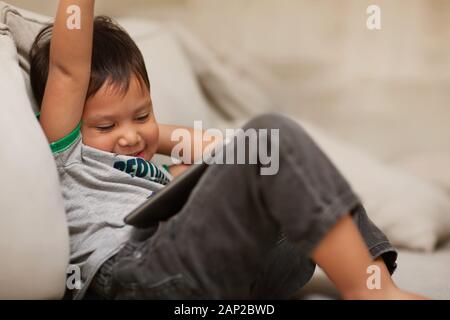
left=132, top=150, right=145, bottom=158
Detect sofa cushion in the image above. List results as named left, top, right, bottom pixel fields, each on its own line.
left=392, top=152, right=450, bottom=194
left=0, top=1, right=50, bottom=114
left=0, top=21, right=69, bottom=299
left=297, top=119, right=450, bottom=252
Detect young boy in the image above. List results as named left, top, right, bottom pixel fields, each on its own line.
left=31, top=0, right=425, bottom=300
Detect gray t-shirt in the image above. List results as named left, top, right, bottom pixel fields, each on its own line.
left=48, top=122, right=173, bottom=299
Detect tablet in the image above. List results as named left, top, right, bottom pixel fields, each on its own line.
left=124, top=162, right=209, bottom=228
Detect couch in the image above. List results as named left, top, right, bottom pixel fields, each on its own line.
left=0, top=2, right=449, bottom=299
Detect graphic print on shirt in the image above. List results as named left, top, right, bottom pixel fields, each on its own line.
left=113, top=157, right=171, bottom=185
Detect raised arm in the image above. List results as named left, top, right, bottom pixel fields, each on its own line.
left=39, top=0, right=94, bottom=143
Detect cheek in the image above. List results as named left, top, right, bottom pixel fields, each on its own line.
left=144, top=125, right=159, bottom=151
left=81, top=127, right=116, bottom=152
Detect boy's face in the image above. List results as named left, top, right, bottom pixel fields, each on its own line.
left=81, top=75, right=159, bottom=160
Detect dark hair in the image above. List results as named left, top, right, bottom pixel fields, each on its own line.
left=29, top=16, right=150, bottom=107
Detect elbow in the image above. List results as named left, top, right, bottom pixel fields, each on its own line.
left=50, top=62, right=73, bottom=79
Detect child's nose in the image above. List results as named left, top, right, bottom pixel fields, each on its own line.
left=118, top=129, right=140, bottom=147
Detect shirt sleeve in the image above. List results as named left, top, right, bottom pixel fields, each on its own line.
left=36, top=112, right=83, bottom=166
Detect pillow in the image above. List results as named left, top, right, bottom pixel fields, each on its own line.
left=0, top=1, right=51, bottom=114
left=391, top=153, right=450, bottom=194
left=296, top=118, right=450, bottom=252
left=167, top=22, right=275, bottom=121
left=0, top=22, right=69, bottom=298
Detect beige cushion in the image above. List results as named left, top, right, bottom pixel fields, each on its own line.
left=297, top=118, right=450, bottom=252
left=0, top=2, right=50, bottom=114
left=0, top=18, right=69, bottom=299
left=392, top=152, right=450, bottom=194
left=167, top=23, right=274, bottom=121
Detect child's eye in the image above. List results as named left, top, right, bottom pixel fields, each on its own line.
left=96, top=124, right=115, bottom=132
left=136, top=114, right=149, bottom=121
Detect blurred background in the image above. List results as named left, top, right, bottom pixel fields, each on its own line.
left=9, top=0, right=450, bottom=164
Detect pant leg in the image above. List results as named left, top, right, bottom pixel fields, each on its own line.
left=248, top=206, right=398, bottom=300
left=248, top=235, right=316, bottom=299
left=104, top=113, right=397, bottom=299
left=351, top=203, right=398, bottom=274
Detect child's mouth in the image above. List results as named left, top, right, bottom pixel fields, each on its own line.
left=134, top=151, right=145, bottom=158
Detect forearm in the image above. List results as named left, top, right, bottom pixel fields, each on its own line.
left=50, top=0, right=94, bottom=78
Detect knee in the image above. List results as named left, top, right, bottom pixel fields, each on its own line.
left=243, top=112, right=310, bottom=145
left=243, top=113, right=291, bottom=131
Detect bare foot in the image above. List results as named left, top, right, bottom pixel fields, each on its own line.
left=384, top=289, right=430, bottom=300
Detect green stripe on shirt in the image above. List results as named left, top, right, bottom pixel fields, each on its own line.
left=35, top=112, right=82, bottom=154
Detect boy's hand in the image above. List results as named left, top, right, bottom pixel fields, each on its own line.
left=39, top=0, right=95, bottom=143
left=168, top=164, right=192, bottom=178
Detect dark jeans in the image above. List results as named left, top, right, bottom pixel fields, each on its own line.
left=88, top=113, right=397, bottom=299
